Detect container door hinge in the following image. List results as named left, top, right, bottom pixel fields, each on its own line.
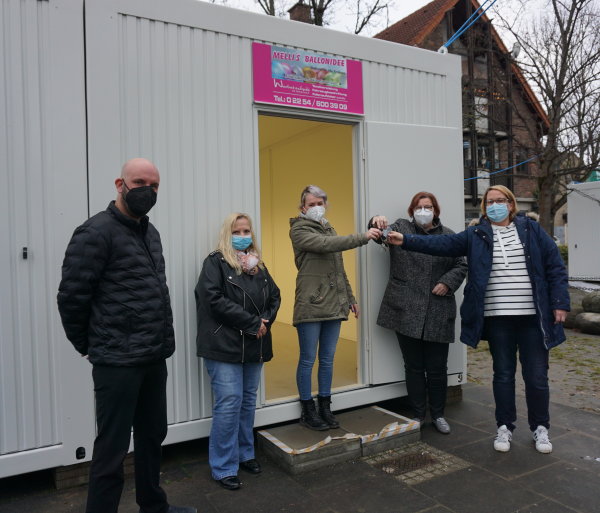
left=361, top=147, right=366, bottom=160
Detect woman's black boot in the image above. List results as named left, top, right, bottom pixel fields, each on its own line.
left=300, top=399, right=329, bottom=431
left=317, top=395, right=340, bottom=429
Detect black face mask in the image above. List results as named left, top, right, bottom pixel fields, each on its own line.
left=122, top=182, right=157, bottom=217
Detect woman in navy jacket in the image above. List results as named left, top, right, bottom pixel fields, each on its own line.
left=387, top=186, right=569, bottom=454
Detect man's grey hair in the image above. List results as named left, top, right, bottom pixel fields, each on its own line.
left=299, top=185, right=328, bottom=209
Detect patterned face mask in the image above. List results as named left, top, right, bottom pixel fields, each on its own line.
left=304, top=205, right=326, bottom=223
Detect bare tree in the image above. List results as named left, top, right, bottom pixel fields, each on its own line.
left=497, top=0, right=600, bottom=233
left=255, top=0, right=392, bottom=34
left=257, top=0, right=276, bottom=15
left=353, top=0, right=390, bottom=34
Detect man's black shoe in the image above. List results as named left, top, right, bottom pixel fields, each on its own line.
left=218, top=476, right=241, bottom=490
left=239, top=459, right=262, bottom=474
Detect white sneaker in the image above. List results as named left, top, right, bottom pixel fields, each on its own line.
left=494, top=425, right=512, bottom=452
left=533, top=425, right=553, bottom=453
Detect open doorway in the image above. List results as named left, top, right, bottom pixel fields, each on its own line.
left=258, top=114, right=360, bottom=402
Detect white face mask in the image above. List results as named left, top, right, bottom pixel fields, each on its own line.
left=414, top=208, right=434, bottom=227
left=304, top=205, right=326, bottom=223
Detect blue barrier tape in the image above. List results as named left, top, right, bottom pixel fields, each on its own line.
left=463, top=155, right=539, bottom=181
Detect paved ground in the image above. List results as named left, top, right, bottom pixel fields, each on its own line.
left=468, top=288, right=600, bottom=414
left=1, top=382, right=599, bottom=513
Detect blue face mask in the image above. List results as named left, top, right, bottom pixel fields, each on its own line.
left=486, top=203, right=509, bottom=223
left=232, top=235, right=252, bottom=251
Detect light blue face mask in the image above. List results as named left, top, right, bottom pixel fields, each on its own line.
left=486, top=203, right=509, bottom=223
left=232, top=235, right=252, bottom=251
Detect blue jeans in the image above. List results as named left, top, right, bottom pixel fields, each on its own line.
left=204, top=359, right=263, bottom=480
left=483, top=315, right=550, bottom=432
left=296, top=320, right=342, bottom=400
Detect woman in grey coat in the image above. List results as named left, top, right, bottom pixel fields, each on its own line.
left=370, top=191, right=467, bottom=434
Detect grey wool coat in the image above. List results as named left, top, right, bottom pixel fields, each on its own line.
left=375, top=218, right=467, bottom=343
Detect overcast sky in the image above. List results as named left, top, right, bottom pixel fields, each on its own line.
left=201, top=1, right=434, bottom=36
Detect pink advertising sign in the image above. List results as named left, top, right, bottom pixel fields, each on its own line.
left=252, top=42, right=364, bottom=115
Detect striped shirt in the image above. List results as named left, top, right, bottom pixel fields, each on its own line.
left=484, top=223, right=536, bottom=316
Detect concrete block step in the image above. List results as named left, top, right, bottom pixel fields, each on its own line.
left=257, top=405, right=420, bottom=474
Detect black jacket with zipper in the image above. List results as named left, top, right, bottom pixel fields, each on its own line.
left=195, top=251, right=281, bottom=363
left=57, top=201, right=175, bottom=366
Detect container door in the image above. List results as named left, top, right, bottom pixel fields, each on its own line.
left=0, top=0, right=91, bottom=477
left=364, top=121, right=466, bottom=385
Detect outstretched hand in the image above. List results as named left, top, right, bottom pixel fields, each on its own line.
left=365, top=227, right=383, bottom=240
left=371, top=216, right=388, bottom=230
left=386, top=231, right=404, bottom=246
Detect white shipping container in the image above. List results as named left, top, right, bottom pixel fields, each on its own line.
left=567, top=182, right=600, bottom=281
left=1, top=0, right=465, bottom=478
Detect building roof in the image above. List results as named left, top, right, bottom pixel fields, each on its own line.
left=375, top=0, right=550, bottom=129
left=375, top=0, right=456, bottom=46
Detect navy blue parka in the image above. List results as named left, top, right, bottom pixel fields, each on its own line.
left=402, top=214, right=570, bottom=349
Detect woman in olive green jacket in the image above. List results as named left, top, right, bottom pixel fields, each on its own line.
left=290, top=185, right=381, bottom=430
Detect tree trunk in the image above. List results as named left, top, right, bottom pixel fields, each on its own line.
left=537, top=173, right=555, bottom=235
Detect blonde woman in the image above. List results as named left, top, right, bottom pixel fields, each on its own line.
left=195, top=213, right=280, bottom=490
left=386, top=186, right=569, bottom=454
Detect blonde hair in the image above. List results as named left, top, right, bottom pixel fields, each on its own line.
left=480, top=185, right=518, bottom=221
left=216, top=213, right=263, bottom=274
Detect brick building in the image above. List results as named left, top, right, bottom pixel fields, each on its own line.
left=375, top=0, right=550, bottom=223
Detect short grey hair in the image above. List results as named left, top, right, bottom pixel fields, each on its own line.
left=299, top=185, right=328, bottom=209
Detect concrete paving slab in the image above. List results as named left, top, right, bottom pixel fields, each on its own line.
left=414, top=466, right=543, bottom=513
left=547, top=432, right=600, bottom=476
left=550, top=408, right=600, bottom=437
left=206, top=471, right=325, bottom=513
left=448, top=437, right=558, bottom=479
left=420, top=422, right=490, bottom=452
left=458, top=383, right=495, bottom=407
left=290, top=459, right=378, bottom=491
left=517, top=461, right=600, bottom=513
left=444, top=400, right=495, bottom=427
left=316, top=472, right=435, bottom=513
left=515, top=499, right=579, bottom=513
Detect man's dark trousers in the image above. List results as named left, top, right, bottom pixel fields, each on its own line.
left=86, top=360, right=169, bottom=513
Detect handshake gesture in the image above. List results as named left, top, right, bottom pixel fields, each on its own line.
left=368, top=216, right=404, bottom=246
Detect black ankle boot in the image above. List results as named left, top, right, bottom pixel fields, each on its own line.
left=300, top=399, right=329, bottom=431
left=317, top=395, right=339, bottom=429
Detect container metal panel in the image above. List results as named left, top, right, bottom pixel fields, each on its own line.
left=0, top=0, right=59, bottom=456
left=0, top=0, right=91, bottom=465
left=363, top=61, right=449, bottom=126
left=87, top=12, right=263, bottom=423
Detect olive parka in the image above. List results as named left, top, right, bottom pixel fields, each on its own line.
left=195, top=251, right=281, bottom=363
left=289, top=216, right=369, bottom=326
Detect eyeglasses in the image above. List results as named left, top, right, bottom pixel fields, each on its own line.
left=486, top=198, right=511, bottom=206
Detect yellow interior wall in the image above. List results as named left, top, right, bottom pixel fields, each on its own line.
left=259, top=116, right=357, bottom=341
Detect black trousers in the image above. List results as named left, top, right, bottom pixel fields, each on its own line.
left=396, top=333, right=450, bottom=419
left=86, top=361, right=169, bottom=513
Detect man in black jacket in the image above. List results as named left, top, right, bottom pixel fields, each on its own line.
left=57, top=158, right=195, bottom=513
